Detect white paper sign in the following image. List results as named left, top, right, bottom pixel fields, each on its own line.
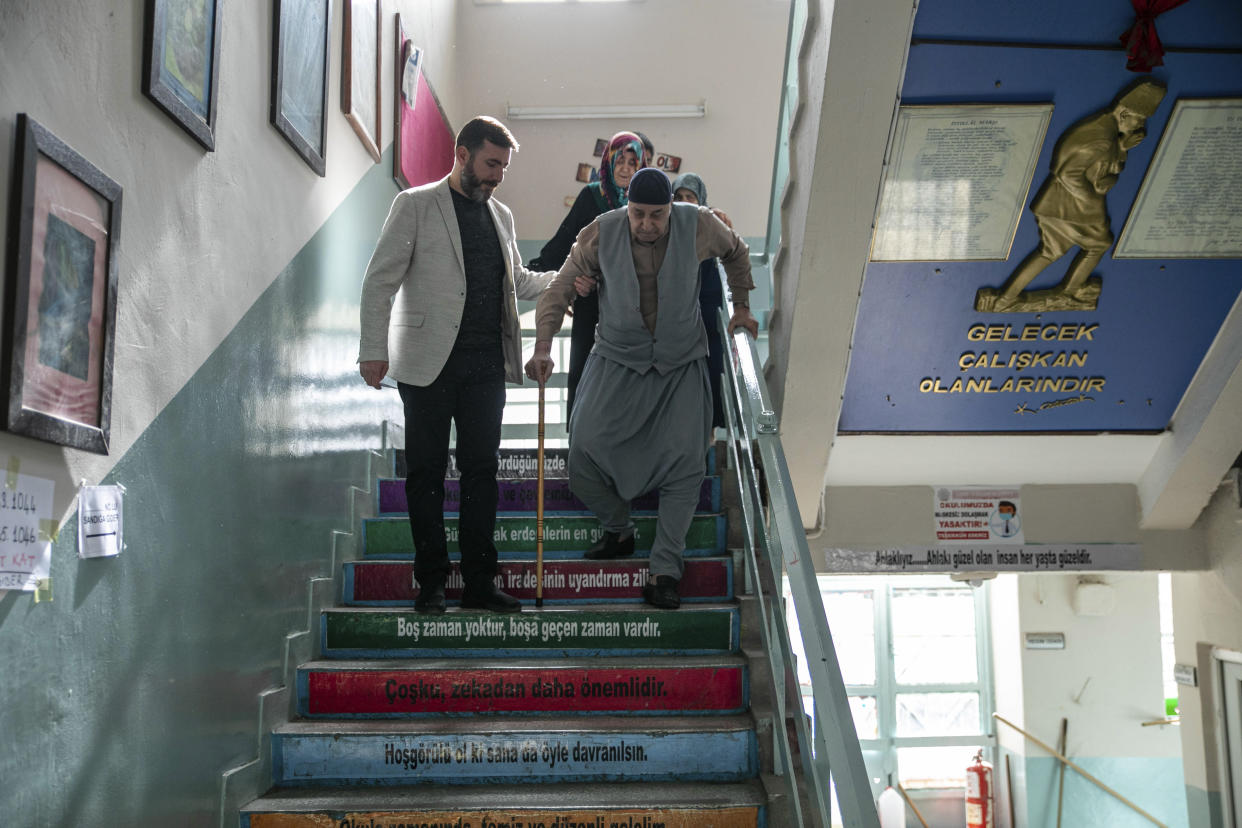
left=1115, top=99, right=1242, bottom=259
left=824, top=544, right=1143, bottom=573
left=1025, top=632, right=1066, bottom=650
left=78, top=485, right=123, bottom=559
left=871, top=104, right=1053, bottom=261
left=934, top=485, right=1024, bottom=544
left=0, top=473, right=55, bottom=591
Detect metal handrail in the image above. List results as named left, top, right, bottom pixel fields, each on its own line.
left=717, top=287, right=879, bottom=827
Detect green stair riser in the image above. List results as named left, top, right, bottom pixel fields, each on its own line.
left=362, top=515, right=725, bottom=559
left=377, top=477, right=721, bottom=516
left=320, top=608, right=739, bottom=658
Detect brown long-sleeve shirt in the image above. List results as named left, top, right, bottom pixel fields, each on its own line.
left=535, top=206, right=753, bottom=342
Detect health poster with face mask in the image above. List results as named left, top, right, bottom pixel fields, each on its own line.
left=933, top=486, right=1023, bottom=544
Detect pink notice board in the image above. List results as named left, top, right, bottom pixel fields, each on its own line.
left=394, top=20, right=453, bottom=190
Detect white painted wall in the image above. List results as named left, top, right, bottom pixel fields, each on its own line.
left=1172, top=479, right=1242, bottom=798
left=0, top=0, right=457, bottom=523
left=452, top=0, right=791, bottom=242
left=1012, top=572, right=1175, bottom=758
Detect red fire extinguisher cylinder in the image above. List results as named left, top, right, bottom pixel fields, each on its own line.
left=966, top=748, right=994, bottom=828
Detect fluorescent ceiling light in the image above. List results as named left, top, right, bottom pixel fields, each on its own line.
left=506, top=103, right=705, bottom=120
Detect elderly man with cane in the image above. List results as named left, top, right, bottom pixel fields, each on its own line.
left=525, top=168, right=758, bottom=609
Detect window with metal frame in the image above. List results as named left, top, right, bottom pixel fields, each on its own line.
left=786, top=574, right=995, bottom=792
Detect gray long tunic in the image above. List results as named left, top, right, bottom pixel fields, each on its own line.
left=570, top=204, right=711, bottom=500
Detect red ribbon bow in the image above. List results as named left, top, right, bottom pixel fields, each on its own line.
left=1119, top=0, right=1191, bottom=72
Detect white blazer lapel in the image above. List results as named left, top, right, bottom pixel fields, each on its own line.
left=434, top=178, right=466, bottom=273
left=487, top=199, right=515, bottom=286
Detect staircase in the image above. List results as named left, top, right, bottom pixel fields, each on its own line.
left=239, top=445, right=791, bottom=827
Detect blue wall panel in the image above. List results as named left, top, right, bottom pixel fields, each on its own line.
left=912, top=0, right=1242, bottom=49
left=841, top=32, right=1242, bottom=432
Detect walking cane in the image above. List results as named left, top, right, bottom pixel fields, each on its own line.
left=536, top=381, right=546, bottom=608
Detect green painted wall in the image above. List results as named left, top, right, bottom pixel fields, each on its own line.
left=1024, top=756, right=1190, bottom=828
left=0, top=153, right=404, bottom=826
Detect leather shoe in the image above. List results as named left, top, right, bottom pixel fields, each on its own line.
left=642, top=575, right=681, bottom=610
left=414, top=580, right=446, bottom=614
left=461, top=584, right=523, bottom=613
left=585, top=530, right=635, bottom=560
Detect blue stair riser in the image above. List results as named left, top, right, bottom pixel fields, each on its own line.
left=378, top=477, right=721, bottom=516
left=272, top=729, right=758, bottom=786
left=297, top=663, right=749, bottom=718
left=342, top=558, right=734, bottom=605
left=319, top=607, right=740, bottom=659
left=362, top=514, right=726, bottom=560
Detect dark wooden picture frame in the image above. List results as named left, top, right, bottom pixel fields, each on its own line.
left=343, top=0, right=382, bottom=163
left=3, top=115, right=122, bottom=454
left=271, top=0, right=332, bottom=176
left=141, top=0, right=224, bottom=150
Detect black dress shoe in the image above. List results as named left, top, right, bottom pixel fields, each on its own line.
left=414, top=581, right=446, bottom=614
left=461, top=584, right=523, bottom=613
left=584, top=530, right=635, bottom=560
left=642, top=575, right=681, bottom=610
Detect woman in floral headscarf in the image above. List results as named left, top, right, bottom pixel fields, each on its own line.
left=530, top=131, right=647, bottom=419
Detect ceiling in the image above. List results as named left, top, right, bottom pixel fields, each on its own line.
left=768, top=0, right=1242, bottom=550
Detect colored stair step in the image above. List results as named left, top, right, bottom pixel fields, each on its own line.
left=343, top=558, right=734, bottom=605
left=362, top=514, right=726, bottom=560
left=241, top=780, right=767, bottom=827
left=297, top=657, right=748, bottom=718
left=320, top=605, right=739, bottom=658
left=378, top=476, right=722, bottom=516
left=398, top=447, right=718, bottom=479
left=270, top=716, right=758, bottom=786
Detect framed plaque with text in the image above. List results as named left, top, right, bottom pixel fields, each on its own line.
left=1115, top=98, right=1242, bottom=259
left=871, top=104, right=1054, bottom=262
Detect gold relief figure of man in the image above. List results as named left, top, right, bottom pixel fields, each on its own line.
left=976, top=80, right=1166, bottom=313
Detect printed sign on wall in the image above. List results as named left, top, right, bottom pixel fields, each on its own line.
left=0, top=472, right=54, bottom=592
left=934, top=486, right=1023, bottom=544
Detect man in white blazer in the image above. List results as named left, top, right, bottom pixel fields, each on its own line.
left=358, top=116, right=554, bottom=614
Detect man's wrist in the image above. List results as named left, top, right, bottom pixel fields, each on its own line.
left=534, top=340, right=553, bottom=354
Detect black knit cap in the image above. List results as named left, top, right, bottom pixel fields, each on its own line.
left=626, top=168, right=672, bottom=205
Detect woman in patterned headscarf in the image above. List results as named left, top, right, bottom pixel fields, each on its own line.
left=530, top=131, right=647, bottom=420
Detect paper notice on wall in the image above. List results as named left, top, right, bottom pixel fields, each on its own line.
left=934, top=485, right=1023, bottom=544
left=0, top=472, right=55, bottom=591
left=78, top=485, right=122, bottom=559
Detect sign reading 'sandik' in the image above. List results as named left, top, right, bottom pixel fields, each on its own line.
left=934, top=485, right=1023, bottom=544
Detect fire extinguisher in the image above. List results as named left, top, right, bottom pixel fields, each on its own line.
left=966, top=748, right=994, bottom=828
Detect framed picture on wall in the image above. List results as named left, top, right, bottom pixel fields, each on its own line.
left=343, top=0, right=382, bottom=163
left=271, top=0, right=332, bottom=176
left=3, top=115, right=122, bottom=454
left=142, top=0, right=223, bottom=150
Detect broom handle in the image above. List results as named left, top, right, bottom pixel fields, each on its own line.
left=536, top=382, right=545, bottom=607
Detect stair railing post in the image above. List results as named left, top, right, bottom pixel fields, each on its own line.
left=536, top=381, right=545, bottom=608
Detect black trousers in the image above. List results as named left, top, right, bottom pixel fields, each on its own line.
left=398, top=347, right=505, bottom=591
